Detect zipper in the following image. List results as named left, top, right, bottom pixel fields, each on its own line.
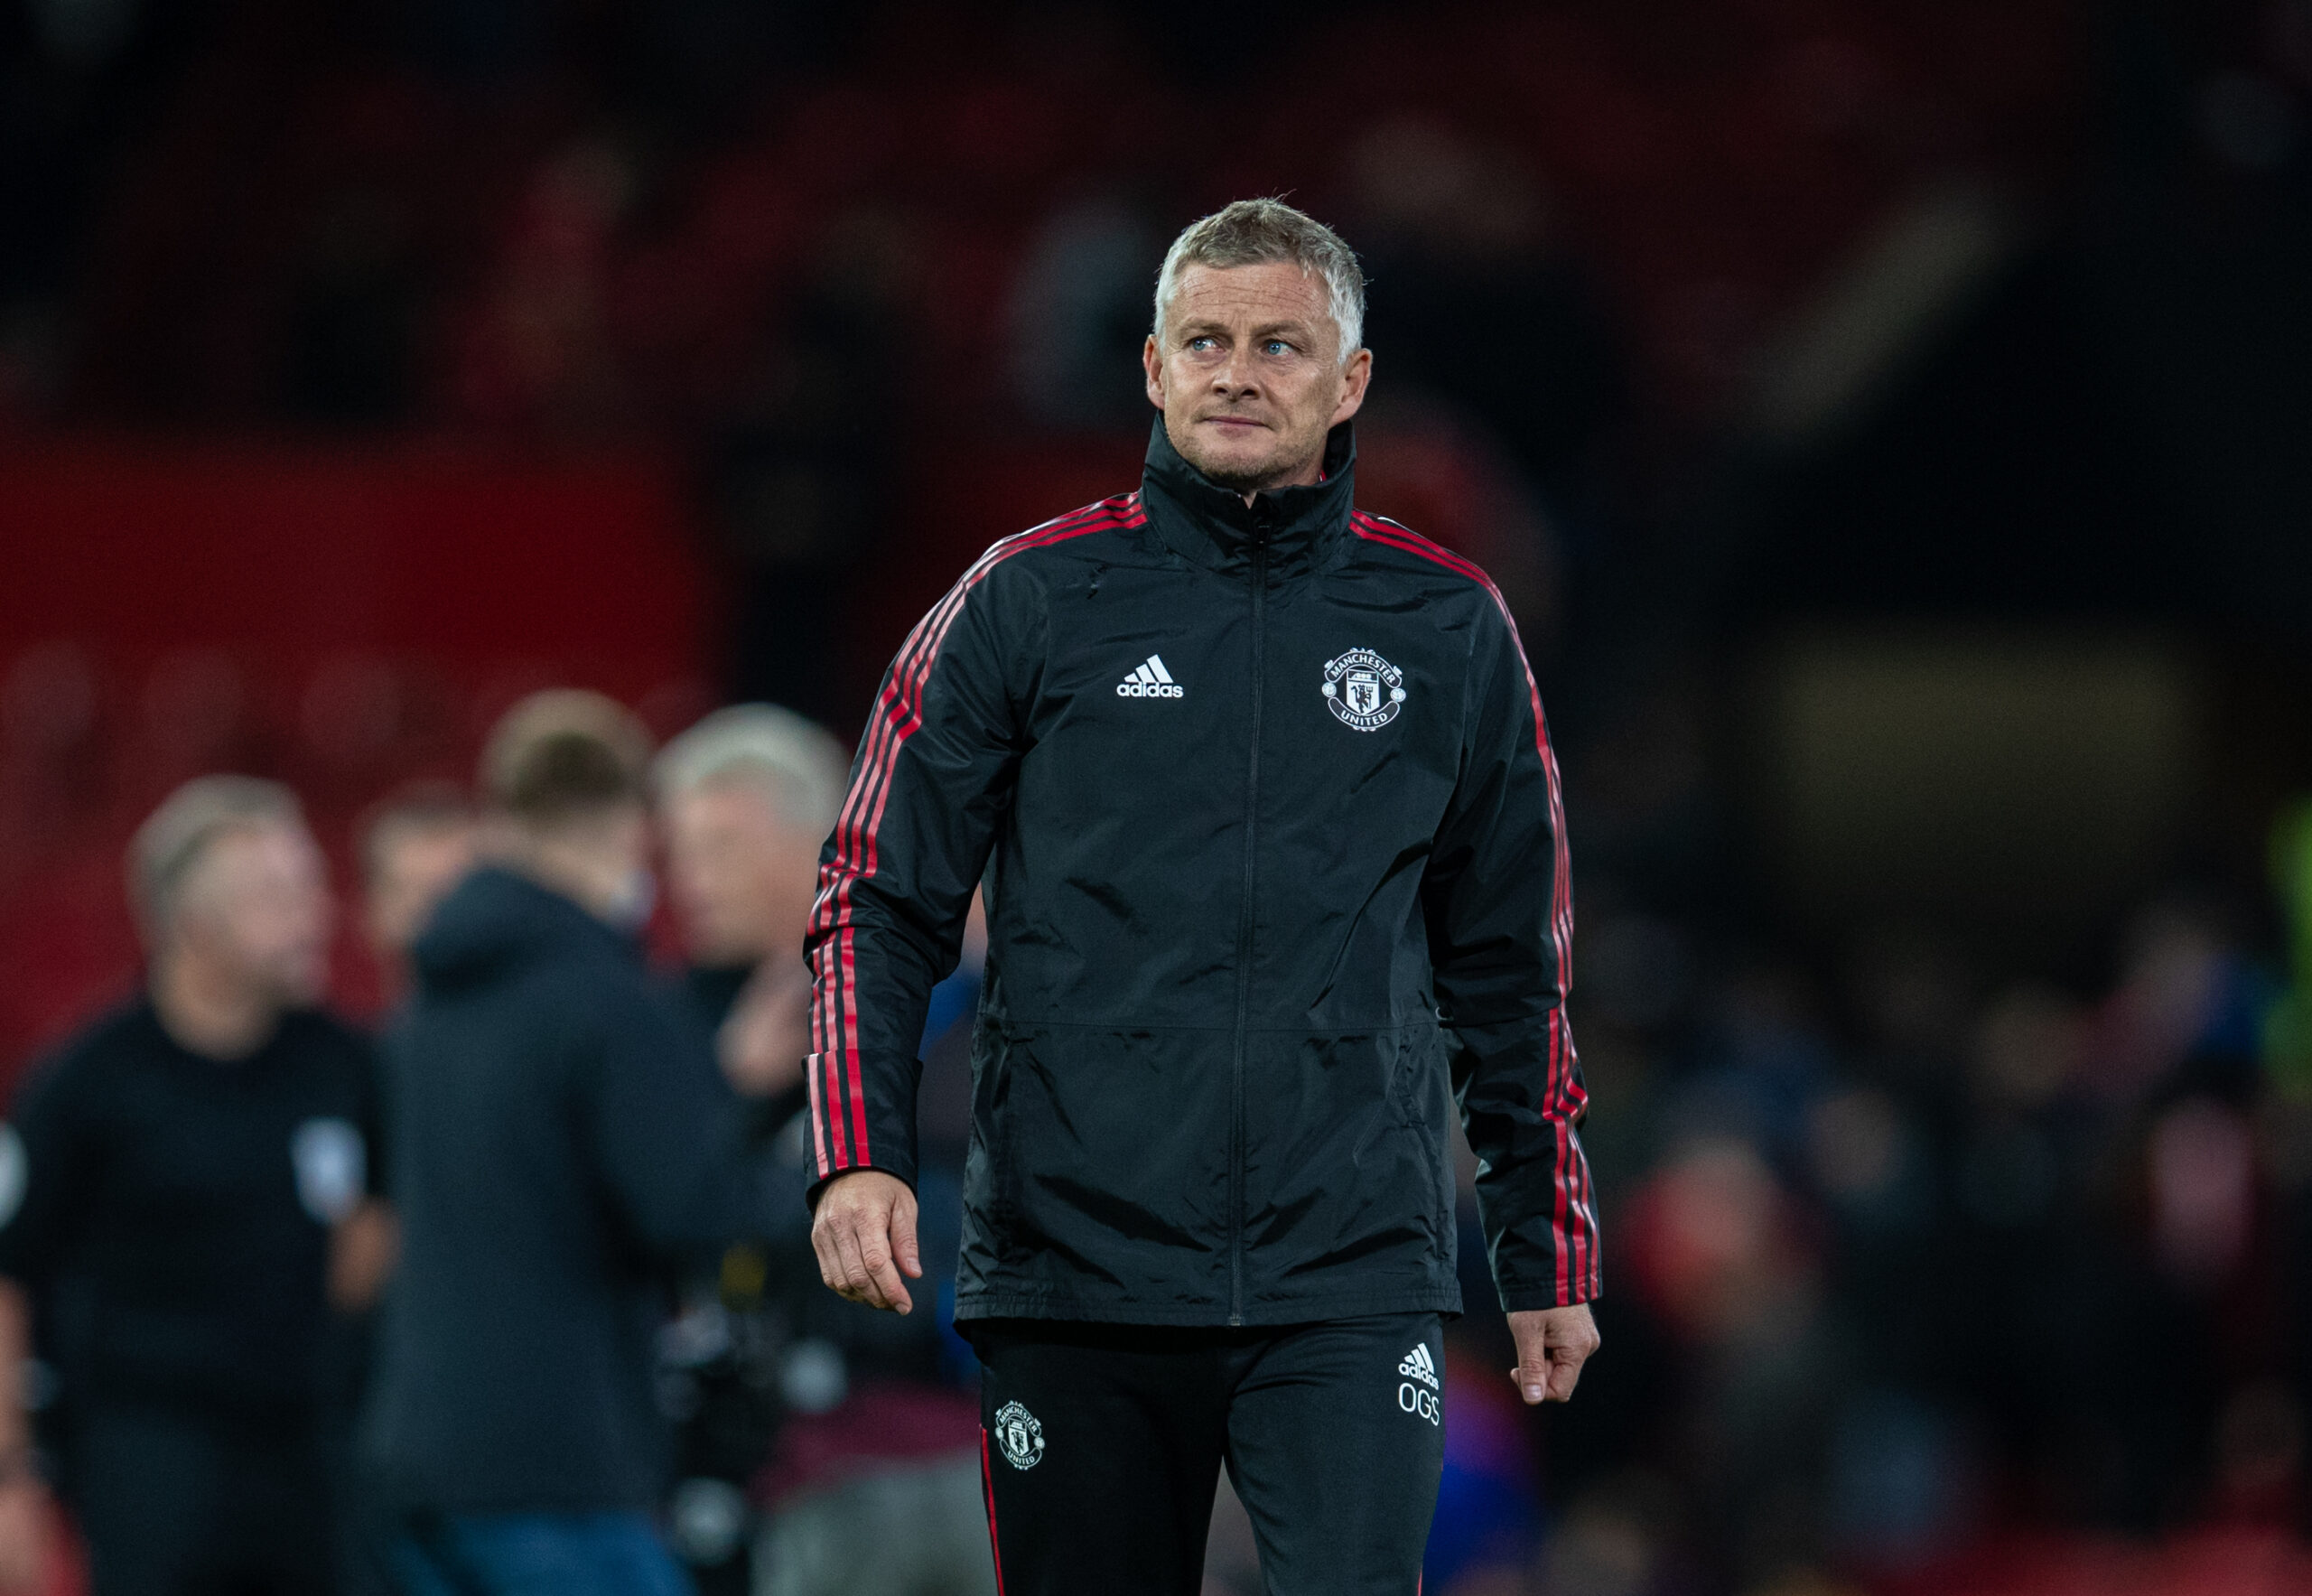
left=1228, top=519, right=1269, bottom=1325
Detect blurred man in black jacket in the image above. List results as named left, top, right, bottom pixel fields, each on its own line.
left=366, top=691, right=806, bottom=1596
left=0, top=775, right=384, bottom=1596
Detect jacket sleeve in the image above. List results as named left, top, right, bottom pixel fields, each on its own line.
left=803, top=557, right=1033, bottom=1200
left=1422, top=596, right=1600, bottom=1311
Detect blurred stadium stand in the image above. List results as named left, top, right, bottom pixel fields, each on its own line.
left=0, top=442, right=709, bottom=1064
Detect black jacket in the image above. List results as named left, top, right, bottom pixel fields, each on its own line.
left=0, top=1002, right=378, bottom=1428
left=805, top=423, right=1599, bottom=1326
left=365, top=867, right=803, bottom=1512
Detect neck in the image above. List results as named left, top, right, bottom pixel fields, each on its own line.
left=151, top=953, right=277, bottom=1060
left=1248, top=451, right=1327, bottom=499
left=1191, top=448, right=1324, bottom=504
left=499, top=826, right=636, bottom=923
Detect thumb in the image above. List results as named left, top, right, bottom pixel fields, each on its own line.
left=891, top=1192, right=923, bottom=1279
left=1510, top=1324, right=1552, bottom=1405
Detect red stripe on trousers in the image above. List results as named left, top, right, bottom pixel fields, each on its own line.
left=981, top=1429, right=1008, bottom=1596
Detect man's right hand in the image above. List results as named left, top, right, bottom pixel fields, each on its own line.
left=810, top=1169, right=922, bottom=1314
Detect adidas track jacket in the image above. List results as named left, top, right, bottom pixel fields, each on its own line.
left=805, top=421, right=1599, bottom=1325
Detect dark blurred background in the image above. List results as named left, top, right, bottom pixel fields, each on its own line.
left=6, top=2, right=2312, bottom=1593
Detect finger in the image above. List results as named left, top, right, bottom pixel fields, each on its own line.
left=1511, top=1358, right=1551, bottom=1405
left=858, top=1217, right=914, bottom=1315
left=891, top=1191, right=923, bottom=1280
left=809, top=1218, right=846, bottom=1294
left=1545, top=1344, right=1590, bottom=1403
left=828, top=1216, right=878, bottom=1305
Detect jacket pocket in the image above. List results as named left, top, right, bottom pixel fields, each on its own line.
left=965, top=1022, right=1233, bottom=1304
left=1391, top=1025, right=1456, bottom=1246
left=1245, top=1025, right=1453, bottom=1290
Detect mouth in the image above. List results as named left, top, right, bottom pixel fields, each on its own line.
left=1198, top=415, right=1268, bottom=435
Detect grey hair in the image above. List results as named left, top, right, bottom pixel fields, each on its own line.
left=654, top=704, right=851, bottom=837
left=129, top=774, right=304, bottom=932
left=1151, top=199, right=1366, bottom=364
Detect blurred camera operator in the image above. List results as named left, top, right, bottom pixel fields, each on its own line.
left=657, top=708, right=997, bottom=1594
left=364, top=691, right=807, bottom=1596
left=0, top=776, right=386, bottom=1596
left=651, top=706, right=843, bottom=1589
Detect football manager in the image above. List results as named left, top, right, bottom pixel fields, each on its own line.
left=806, top=197, right=1600, bottom=1593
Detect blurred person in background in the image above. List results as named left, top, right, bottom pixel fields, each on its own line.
left=656, top=706, right=993, bottom=1596
left=657, top=704, right=845, bottom=1087
left=357, top=783, right=479, bottom=1004
left=806, top=199, right=1600, bottom=1594
left=365, top=691, right=807, bottom=1596
left=652, top=704, right=834, bottom=1591
left=340, top=783, right=477, bottom=1593
left=0, top=776, right=386, bottom=1596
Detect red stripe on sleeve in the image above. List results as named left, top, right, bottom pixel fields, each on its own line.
left=1353, top=511, right=1594, bottom=1302
left=805, top=497, right=1142, bottom=1177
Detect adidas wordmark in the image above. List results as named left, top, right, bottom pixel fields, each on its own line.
left=1116, top=655, right=1184, bottom=698
left=1397, top=1343, right=1440, bottom=1390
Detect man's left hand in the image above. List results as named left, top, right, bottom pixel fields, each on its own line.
left=1507, top=1302, right=1599, bottom=1405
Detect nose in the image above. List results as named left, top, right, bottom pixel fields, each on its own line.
left=1210, top=345, right=1261, bottom=398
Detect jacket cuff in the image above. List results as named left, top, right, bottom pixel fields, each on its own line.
left=803, top=1158, right=918, bottom=1211
left=1498, top=1279, right=1601, bottom=1312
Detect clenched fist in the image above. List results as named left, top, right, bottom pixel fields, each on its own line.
left=1507, top=1302, right=1600, bottom=1405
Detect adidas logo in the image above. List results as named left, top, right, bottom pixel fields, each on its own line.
left=1115, top=655, right=1184, bottom=699
left=1397, top=1343, right=1440, bottom=1390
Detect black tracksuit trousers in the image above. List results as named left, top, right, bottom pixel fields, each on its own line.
left=970, top=1313, right=1446, bottom=1595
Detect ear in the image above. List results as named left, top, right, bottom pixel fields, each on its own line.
left=1329, top=346, right=1373, bottom=429
left=1142, top=334, right=1166, bottom=412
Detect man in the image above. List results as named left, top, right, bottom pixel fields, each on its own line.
left=657, top=704, right=847, bottom=1101
left=656, top=707, right=993, bottom=1596
left=357, top=783, right=479, bottom=1002
left=806, top=200, right=1602, bottom=1593
left=0, top=776, right=384, bottom=1595
left=366, top=690, right=806, bottom=1596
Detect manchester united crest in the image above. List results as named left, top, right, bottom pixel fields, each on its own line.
left=993, top=1400, right=1045, bottom=1470
left=1322, top=648, right=1407, bottom=732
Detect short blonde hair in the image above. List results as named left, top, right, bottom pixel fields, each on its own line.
left=480, top=690, right=653, bottom=826
left=1152, top=198, right=1366, bottom=362
left=129, top=775, right=303, bottom=931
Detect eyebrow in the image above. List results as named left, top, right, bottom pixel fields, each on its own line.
left=1177, top=319, right=1319, bottom=341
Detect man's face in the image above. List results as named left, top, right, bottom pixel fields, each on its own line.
left=1142, top=261, right=1371, bottom=493
left=174, top=821, right=336, bottom=1008
left=364, top=820, right=477, bottom=964
left=662, top=779, right=823, bottom=968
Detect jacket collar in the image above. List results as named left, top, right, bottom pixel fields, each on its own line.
left=1138, top=417, right=1357, bottom=581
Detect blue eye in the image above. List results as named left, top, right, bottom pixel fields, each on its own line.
left=1263, top=340, right=1292, bottom=356
left=1188, top=336, right=1217, bottom=352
